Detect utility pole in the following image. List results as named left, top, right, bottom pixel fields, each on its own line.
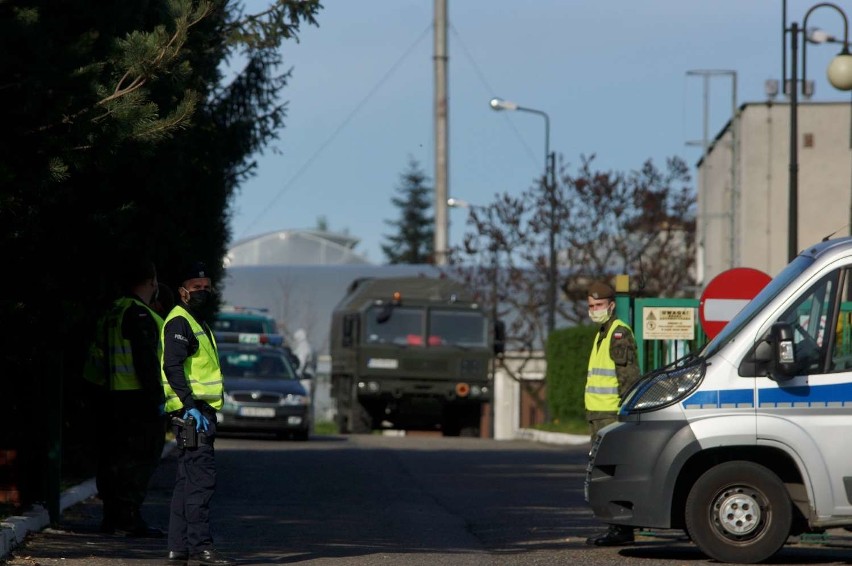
left=433, top=0, right=449, bottom=265
left=686, top=69, right=737, bottom=283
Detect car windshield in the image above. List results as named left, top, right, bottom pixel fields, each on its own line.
left=219, top=349, right=298, bottom=380
left=428, top=309, right=488, bottom=347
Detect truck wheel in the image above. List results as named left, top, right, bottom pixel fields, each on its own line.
left=349, top=400, right=373, bottom=434
left=293, top=430, right=309, bottom=441
left=685, top=461, right=792, bottom=564
left=459, top=425, right=480, bottom=437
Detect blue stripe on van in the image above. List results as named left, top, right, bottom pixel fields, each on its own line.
left=757, top=381, right=852, bottom=407
left=683, top=382, right=852, bottom=409
left=683, top=388, right=754, bottom=409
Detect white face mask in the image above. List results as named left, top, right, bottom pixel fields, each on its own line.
left=588, top=306, right=611, bottom=325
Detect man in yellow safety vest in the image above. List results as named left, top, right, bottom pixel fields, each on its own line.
left=84, top=258, right=165, bottom=537
left=583, top=280, right=640, bottom=547
left=160, top=261, right=232, bottom=566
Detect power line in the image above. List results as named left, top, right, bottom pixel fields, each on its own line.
left=239, top=23, right=433, bottom=239
left=449, top=22, right=540, bottom=170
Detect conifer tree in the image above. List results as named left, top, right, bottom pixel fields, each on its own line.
left=382, top=158, right=435, bottom=264
left=0, top=0, right=321, bottom=511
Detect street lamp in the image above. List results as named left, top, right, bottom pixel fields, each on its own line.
left=489, top=97, right=557, bottom=332
left=783, top=1, right=852, bottom=262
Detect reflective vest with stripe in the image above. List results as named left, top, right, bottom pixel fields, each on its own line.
left=84, top=297, right=163, bottom=390
left=160, top=305, right=223, bottom=412
left=585, top=319, right=632, bottom=412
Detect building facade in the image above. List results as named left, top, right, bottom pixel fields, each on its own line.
left=699, top=101, right=852, bottom=285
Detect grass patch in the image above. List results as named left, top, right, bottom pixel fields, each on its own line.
left=531, top=418, right=589, bottom=436
left=313, top=420, right=338, bottom=435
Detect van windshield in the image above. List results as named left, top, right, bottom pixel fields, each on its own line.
left=700, top=255, right=815, bottom=358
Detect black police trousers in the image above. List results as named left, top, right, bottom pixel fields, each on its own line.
left=97, top=408, right=166, bottom=530
left=168, top=416, right=217, bottom=555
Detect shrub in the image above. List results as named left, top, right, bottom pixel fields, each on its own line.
left=546, top=325, right=597, bottom=421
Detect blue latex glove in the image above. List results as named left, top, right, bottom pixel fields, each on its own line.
left=183, top=408, right=209, bottom=432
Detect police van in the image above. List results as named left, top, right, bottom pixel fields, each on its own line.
left=586, top=236, right=852, bottom=564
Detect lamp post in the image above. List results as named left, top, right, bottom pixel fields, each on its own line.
left=783, top=1, right=852, bottom=262
left=489, top=98, right=557, bottom=332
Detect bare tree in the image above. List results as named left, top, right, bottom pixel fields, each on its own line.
left=560, top=155, right=696, bottom=317
left=450, top=154, right=696, bottom=356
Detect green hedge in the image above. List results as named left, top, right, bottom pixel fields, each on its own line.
left=546, top=325, right=598, bottom=421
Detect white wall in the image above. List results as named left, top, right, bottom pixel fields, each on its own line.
left=700, top=102, right=852, bottom=285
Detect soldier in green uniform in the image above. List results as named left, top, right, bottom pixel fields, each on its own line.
left=583, top=280, right=640, bottom=547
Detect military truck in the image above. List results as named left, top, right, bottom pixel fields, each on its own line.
left=330, top=276, right=502, bottom=436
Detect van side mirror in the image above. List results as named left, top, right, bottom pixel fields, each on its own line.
left=493, top=319, right=505, bottom=356
left=769, top=322, right=798, bottom=381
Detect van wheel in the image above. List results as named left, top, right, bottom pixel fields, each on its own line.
left=685, top=461, right=792, bottom=564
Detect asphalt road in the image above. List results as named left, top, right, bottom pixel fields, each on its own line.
left=7, top=433, right=852, bottom=565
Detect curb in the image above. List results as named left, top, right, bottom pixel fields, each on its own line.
left=515, top=428, right=589, bottom=446
left=0, top=440, right=176, bottom=561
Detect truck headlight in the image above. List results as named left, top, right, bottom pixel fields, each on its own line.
left=358, top=381, right=381, bottom=393
left=469, top=385, right=489, bottom=398
left=280, top=394, right=308, bottom=406
left=620, top=358, right=705, bottom=414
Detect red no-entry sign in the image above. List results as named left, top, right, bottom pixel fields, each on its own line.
left=699, top=267, right=772, bottom=340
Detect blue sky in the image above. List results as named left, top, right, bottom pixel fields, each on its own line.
left=228, top=0, right=852, bottom=263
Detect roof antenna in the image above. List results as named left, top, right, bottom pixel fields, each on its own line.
left=822, top=223, right=850, bottom=241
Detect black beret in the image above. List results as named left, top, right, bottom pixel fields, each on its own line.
left=588, top=280, right=615, bottom=300
left=180, top=261, right=209, bottom=286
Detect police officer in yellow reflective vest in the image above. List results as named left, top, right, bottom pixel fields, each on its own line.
left=160, top=262, right=233, bottom=566
left=583, top=280, right=640, bottom=547
left=84, top=259, right=166, bottom=536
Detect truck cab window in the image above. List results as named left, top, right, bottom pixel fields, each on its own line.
left=428, top=310, right=488, bottom=347
left=364, top=306, right=424, bottom=346
left=342, top=314, right=358, bottom=347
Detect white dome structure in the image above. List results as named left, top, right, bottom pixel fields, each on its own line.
left=225, top=229, right=371, bottom=266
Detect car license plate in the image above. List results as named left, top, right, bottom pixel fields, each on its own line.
left=239, top=407, right=275, bottom=418
left=287, top=416, right=302, bottom=425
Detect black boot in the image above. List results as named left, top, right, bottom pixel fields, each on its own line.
left=190, top=549, right=234, bottom=566
left=585, top=524, right=635, bottom=546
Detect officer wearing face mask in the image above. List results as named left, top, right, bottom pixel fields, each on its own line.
left=160, top=261, right=233, bottom=566
left=584, top=280, right=640, bottom=547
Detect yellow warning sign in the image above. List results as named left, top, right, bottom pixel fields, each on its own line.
left=642, top=307, right=695, bottom=340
